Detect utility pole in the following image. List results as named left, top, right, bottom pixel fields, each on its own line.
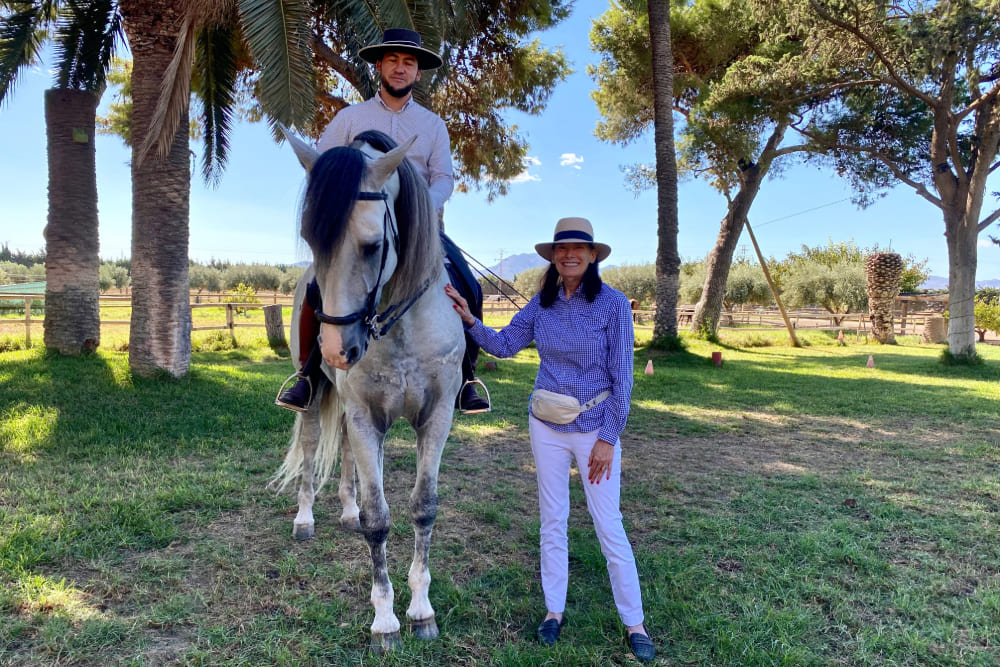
left=745, top=219, right=800, bottom=348
left=498, top=250, right=505, bottom=295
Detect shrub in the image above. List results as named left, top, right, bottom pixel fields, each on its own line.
left=224, top=283, right=260, bottom=316
left=602, top=263, right=656, bottom=306
left=780, top=260, right=867, bottom=324
left=974, top=300, right=1000, bottom=341
left=193, top=330, right=237, bottom=352
left=0, top=335, right=30, bottom=352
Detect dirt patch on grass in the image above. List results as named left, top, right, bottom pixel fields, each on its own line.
left=36, top=411, right=995, bottom=665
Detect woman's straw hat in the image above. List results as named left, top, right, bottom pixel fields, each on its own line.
left=534, top=217, right=611, bottom=262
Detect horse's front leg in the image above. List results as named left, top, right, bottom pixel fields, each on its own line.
left=337, top=413, right=361, bottom=532
left=406, top=407, right=453, bottom=640
left=348, top=418, right=400, bottom=651
left=293, top=407, right=321, bottom=540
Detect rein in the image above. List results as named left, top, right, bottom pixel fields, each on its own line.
left=314, top=190, right=431, bottom=341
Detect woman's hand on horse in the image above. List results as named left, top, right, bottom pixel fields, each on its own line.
left=444, top=285, right=476, bottom=326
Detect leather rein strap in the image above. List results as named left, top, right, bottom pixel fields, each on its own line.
left=313, top=190, right=430, bottom=341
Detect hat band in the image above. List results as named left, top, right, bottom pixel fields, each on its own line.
left=381, top=40, right=422, bottom=48
left=553, top=230, right=593, bottom=243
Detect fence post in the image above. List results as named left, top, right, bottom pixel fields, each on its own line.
left=24, top=296, right=32, bottom=346
left=226, top=303, right=236, bottom=343
left=263, top=304, right=287, bottom=350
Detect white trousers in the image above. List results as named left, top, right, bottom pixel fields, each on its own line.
left=528, top=416, right=645, bottom=627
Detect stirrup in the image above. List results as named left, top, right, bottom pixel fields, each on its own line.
left=274, top=372, right=312, bottom=412
left=459, top=378, right=491, bottom=414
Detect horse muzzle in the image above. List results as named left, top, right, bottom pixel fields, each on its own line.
left=319, top=323, right=369, bottom=370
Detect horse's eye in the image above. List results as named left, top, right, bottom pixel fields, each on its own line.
left=362, top=242, right=381, bottom=258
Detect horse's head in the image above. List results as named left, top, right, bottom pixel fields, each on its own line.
left=283, top=126, right=433, bottom=370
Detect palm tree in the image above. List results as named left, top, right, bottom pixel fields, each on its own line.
left=646, top=0, right=680, bottom=343
left=1, top=0, right=122, bottom=355
left=119, top=0, right=314, bottom=377
left=2, top=0, right=314, bottom=374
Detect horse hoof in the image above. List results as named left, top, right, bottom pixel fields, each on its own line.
left=370, top=631, right=402, bottom=653
left=292, top=522, right=314, bottom=541
left=411, top=616, right=439, bottom=640
left=340, top=516, right=361, bottom=533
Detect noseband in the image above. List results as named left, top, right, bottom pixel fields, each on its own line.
left=313, top=190, right=430, bottom=341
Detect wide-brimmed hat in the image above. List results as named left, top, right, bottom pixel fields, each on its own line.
left=534, top=217, right=612, bottom=263
left=358, top=28, right=443, bottom=70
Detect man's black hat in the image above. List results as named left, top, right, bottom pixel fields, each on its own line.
left=359, top=28, right=443, bottom=70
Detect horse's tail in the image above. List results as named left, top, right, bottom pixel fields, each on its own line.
left=313, top=389, right=344, bottom=493
left=267, top=386, right=344, bottom=493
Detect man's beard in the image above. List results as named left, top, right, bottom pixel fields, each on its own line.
left=382, top=81, right=414, bottom=99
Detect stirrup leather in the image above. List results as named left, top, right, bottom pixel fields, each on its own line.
left=459, top=377, right=491, bottom=414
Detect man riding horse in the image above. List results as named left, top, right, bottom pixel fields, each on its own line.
left=275, top=28, right=490, bottom=415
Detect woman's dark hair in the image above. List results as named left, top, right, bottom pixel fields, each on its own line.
left=538, top=255, right=603, bottom=307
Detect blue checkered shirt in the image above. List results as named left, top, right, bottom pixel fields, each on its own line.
left=466, top=283, right=634, bottom=443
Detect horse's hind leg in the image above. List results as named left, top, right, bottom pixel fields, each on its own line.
left=293, top=408, right=321, bottom=540
left=405, top=416, right=451, bottom=640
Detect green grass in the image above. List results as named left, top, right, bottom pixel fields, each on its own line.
left=2, top=334, right=1000, bottom=665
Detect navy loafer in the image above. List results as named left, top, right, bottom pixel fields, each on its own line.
left=628, top=625, right=655, bottom=663
left=536, top=617, right=565, bottom=646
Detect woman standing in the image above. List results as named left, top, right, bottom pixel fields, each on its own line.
left=445, top=217, right=655, bottom=662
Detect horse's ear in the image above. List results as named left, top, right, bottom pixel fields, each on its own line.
left=368, top=136, right=417, bottom=186
left=277, top=122, right=320, bottom=172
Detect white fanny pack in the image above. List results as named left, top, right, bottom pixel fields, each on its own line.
left=530, top=389, right=611, bottom=425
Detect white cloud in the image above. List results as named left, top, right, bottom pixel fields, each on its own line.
left=560, top=153, right=584, bottom=170
left=979, top=237, right=998, bottom=248
left=505, top=156, right=542, bottom=184
left=510, top=171, right=541, bottom=184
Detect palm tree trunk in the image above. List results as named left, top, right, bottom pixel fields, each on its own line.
left=43, top=88, right=101, bottom=355
left=121, top=0, right=192, bottom=377
left=647, top=0, right=680, bottom=342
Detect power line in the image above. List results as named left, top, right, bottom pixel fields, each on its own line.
left=754, top=198, right=851, bottom=228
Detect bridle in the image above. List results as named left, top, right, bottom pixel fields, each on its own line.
left=313, top=189, right=430, bottom=341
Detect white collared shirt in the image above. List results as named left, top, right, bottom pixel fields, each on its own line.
left=317, top=93, right=455, bottom=214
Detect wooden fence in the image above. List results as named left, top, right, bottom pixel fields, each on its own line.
left=0, top=292, right=294, bottom=347
left=1, top=291, right=943, bottom=346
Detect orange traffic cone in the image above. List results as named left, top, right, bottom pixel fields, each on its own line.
left=644, top=360, right=654, bottom=375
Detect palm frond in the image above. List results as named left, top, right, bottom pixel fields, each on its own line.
left=194, top=21, right=238, bottom=185
left=238, top=0, right=314, bottom=128
left=137, top=11, right=196, bottom=165
left=0, top=0, right=52, bottom=104
left=53, top=0, right=122, bottom=92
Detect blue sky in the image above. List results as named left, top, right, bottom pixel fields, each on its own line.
left=3, top=0, right=1000, bottom=282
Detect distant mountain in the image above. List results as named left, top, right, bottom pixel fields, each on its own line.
left=476, top=252, right=547, bottom=282
left=919, top=275, right=949, bottom=290
left=917, top=275, right=1000, bottom=290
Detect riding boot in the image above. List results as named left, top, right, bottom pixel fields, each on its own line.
left=276, top=280, right=327, bottom=412
left=442, top=234, right=491, bottom=415
left=276, top=343, right=327, bottom=411
left=456, top=336, right=491, bottom=414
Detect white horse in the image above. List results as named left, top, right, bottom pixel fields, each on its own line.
left=270, top=128, right=464, bottom=650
